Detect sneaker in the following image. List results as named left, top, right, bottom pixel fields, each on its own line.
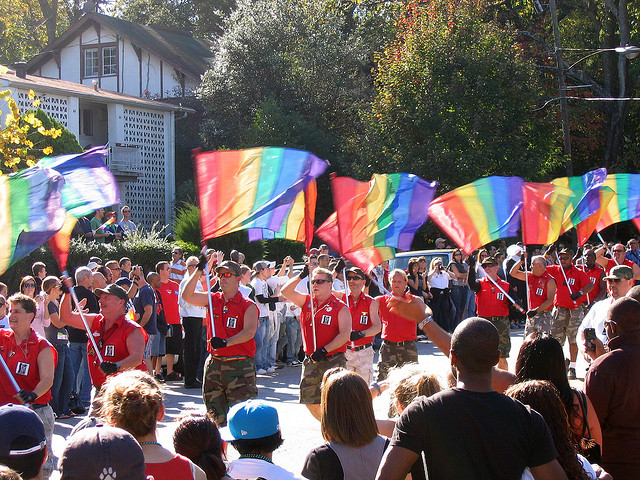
left=165, top=372, right=182, bottom=381
left=154, top=373, right=165, bottom=383
left=567, top=367, right=576, bottom=380
left=267, top=366, right=276, bottom=373
left=257, top=368, right=267, bottom=375
left=184, top=380, right=202, bottom=389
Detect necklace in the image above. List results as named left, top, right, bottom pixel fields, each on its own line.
left=239, top=453, right=273, bottom=464
left=139, top=441, right=162, bottom=446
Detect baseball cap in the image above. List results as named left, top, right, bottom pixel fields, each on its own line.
left=604, top=265, right=634, bottom=281
left=219, top=399, right=280, bottom=441
left=481, top=257, right=499, bottom=267
left=215, top=260, right=241, bottom=276
left=94, top=283, right=129, bottom=302
left=346, top=267, right=366, bottom=279
left=86, top=261, right=100, bottom=271
left=558, top=248, right=574, bottom=257
left=319, top=244, right=329, bottom=250
left=59, top=426, right=146, bottom=480
left=253, top=261, right=276, bottom=272
left=435, top=237, right=445, bottom=244
left=0, top=404, right=46, bottom=456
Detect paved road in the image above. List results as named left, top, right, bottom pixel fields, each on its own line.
left=50, top=327, right=587, bottom=478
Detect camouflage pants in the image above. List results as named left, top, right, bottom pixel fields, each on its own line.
left=376, top=340, right=418, bottom=382
left=203, top=355, right=258, bottom=427
left=299, top=353, right=346, bottom=405
left=524, top=310, right=553, bottom=338
left=551, top=306, right=584, bottom=346
left=484, top=316, right=511, bottom=358
left=345, top=344, right=375, bottom=385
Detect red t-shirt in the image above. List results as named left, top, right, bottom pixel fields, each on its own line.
left=528, top=272, right=554, bottom=311
left=300, top=295, right=348, bottom=355
left=206, top=291, right=257, bottom=357
left=378, top=293, right=419, bottom=342
left=158, top=280, right=180, bottom=325
left=476, top=278, right=510, bottom=317
left=145, top=454, right=193, bottom=480
left=87, top=314, right=148, bottom=388
left=547, top=265, right=590, bottom=308
left=580, top=264, right=604, bottom=303
left=606, top=258, right=634, bottom=276
left=338, top=292, right=376, bottom=346
left=0, top=328, right=57, bottom=405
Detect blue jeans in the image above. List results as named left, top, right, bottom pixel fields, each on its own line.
left=267, top=312, right=281, bottom=367
left=69, top=341, right=92, bottom=408
left=51, top=343, right=74, bottom=416
left=465, top=288, right=477, bottom=319
left=285, top=316, right=302, bottom=363
left=451, top=285, right=469, bottom=330
left=254, top=316, right=271, bottom=370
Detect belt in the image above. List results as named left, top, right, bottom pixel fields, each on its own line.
left=211, top=355, right=249, bottom=362
left=347, top=343, right=373, bottom=352
left=383, top=340, right=415, bottom=346
left=305, top=352, right=343, bottom=362
left=31, top=403, right=49, bottom=410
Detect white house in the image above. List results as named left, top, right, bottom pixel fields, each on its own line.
left=5, top=12, right=214, bottom=230
left=26, top=12, right=214, bottom=99
left=0, top=67, right=194, bottom=230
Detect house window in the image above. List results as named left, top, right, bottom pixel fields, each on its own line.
left=103, top=47, right=117, bottom=75
left=84, top=49, right=99, bottom=78
left=82, top=44, right=117, bottom=79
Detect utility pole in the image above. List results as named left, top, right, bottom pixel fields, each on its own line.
left=549, top=0, right=573, bottom=176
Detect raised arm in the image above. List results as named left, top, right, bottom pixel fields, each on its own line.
left=180, top=257, right=210, bottom=307
left=281, top=266, right=309, bottom=308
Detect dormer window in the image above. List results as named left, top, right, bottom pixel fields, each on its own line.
left=82, top=44, right=117, bottom=79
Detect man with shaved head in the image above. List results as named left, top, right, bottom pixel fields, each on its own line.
left=376, top=318, right=567, bottom=480
left=585, top=297, right=640, bottom=480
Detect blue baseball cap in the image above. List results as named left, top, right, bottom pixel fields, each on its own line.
left=219, top=400, right=280, bottom=441
left=0, top=404, right=46, bottom=456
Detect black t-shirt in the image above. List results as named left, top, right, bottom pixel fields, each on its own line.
left=44, top=301, right=67, bottom=346
left=391, top=388, right=557, bottom=480
left=68, top=286, right=100, bottom=343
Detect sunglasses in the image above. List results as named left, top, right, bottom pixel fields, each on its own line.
left=218, top=272, right=236, bottom=278
left=346, top=276, right=363, bottom=281
left=187, top=264, right=198, bottom=268
left=606, top=278, right=623, bottom=283
left=23, top=283, right=35, bottom=288
left=311, top=279, right=330, bottom=285
left=613, top=250, right=625, bottom=253
left=109, top=267, right=121, bottom=271
left=122, top=210, right=130, bottom=213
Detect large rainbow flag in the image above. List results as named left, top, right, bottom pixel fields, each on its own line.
left=247, top=181, right=317, bottom=250
left=0, top=166, right=66, bottom=274
left=317, top=173, right=436, bottom=272
left=428, top=176, right=524, bottom=253
left=595, top=174, right=640, bottom=232
left=552, top=168, right=608, bottom=233
left=194, top=147, right=328, bottom=241
left=39, top=146, right=120, bottom=271
left=521, top=182, right=574, bottom=245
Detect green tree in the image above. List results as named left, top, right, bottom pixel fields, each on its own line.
left=364, top=0, right=561, bottom=191
left=0, top=0, right=48, bottom=64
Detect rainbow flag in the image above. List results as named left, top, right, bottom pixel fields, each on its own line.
left=595, top=174, right=640, bottom=232
left=38, top=146, right=119, bottom=217
left=428, top=176, right=524, bottom=253
left=316, top=212, right=395, bottom=273
left=552, top=168, right=608, bottom=232
left=39, top=146, right=120, bottom=272
left=521, top=182, right=574, bottom=245
left=575, top=186, right=615, bottom=246
left=194, top=147, right=328, bottom=241
left=0, top=166, right=66, bottom=274
left=247, top=181, right=317, bottom=250
left=316, top=173, right=436, bottom=272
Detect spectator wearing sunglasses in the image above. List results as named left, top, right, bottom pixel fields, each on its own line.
left=595, top=242, right=640, bottom=279
left=180, top=258, right=258, bottom=427
left=281, top=265, right=351, bottom=421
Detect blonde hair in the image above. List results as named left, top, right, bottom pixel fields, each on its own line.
left=387, top=364, right=443, bottom=417
left=101, top=370, right=163, bottom=439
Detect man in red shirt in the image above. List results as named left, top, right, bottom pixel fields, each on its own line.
left=181, top=258, right=258, bottom=426
left=545, top=248, right=594, bottom=379
left=60, top=282, right=147, bottom=390
left=468, top=256, right=511, bottom=370
left=155, top=261, right=182, bottom=381
left=335, top=267, right=381, bottom=384
left=375, top=269, right=423, bottom=382
left=282, top=264, right=350, bottom=420
left=596, top=242, right=640, bottom=278
left=578, top=249, right=606, bottom=306
left=509, top=255, right=556, bottom=338
left=0, top=294, right=56, bottom=477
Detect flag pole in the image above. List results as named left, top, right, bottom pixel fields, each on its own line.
left=0, top=350, right=21, bottom=395
left=201, top=248, right=216, bottom=339
left=63, top=270, right=103, bottom=364
left=597, top=232, right=619, bottom=265
left=477, top=265, right=526, bottom=314
left=554, top=251, right=577, bottom=307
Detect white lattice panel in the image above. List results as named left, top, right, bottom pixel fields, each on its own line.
left=15, top=90, right=69, bottom=127
left=121, top=107, right=166, bottom=229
